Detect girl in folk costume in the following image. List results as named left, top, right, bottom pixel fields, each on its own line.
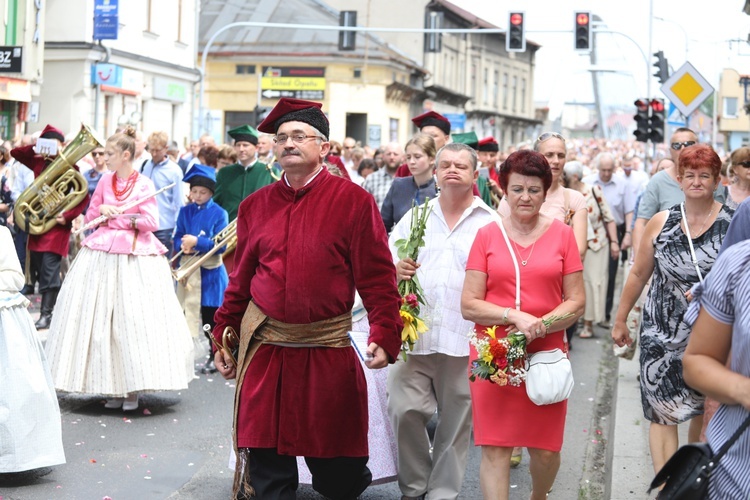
left=174, top=164, right=229, bottom=374
left=44, top=127, right=194, bottom=412
left=0, top=225, right=66, bottom=472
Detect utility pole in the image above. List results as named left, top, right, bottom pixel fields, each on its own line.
left=647, top=0, right=654, bottom=163
left=590, top=15, right=606, bottom=139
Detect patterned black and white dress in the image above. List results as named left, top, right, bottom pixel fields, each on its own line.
left=639, top=203, right=733, bottom=424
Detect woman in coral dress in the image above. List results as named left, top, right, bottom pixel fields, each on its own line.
left=461, top=150, right=585, bottom=500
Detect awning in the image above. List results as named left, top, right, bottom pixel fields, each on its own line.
left=0, top=77, right=31, bottom=102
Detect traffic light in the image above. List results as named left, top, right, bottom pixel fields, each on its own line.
left=653, top=51, right=669, bottom=84
left=649, top=98, right=666, bottom=143
left=425, top=11, right=443, bottom=53
left=633, top=99, right=650, bottom=143
left=506, top=12, right=525, bottom=52
left=252, top=105, right=270, bottom=127
left=338, top=11, right=357, bottom=51
left=574, top=11, right=591, bottom=50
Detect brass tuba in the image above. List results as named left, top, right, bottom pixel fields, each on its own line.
left=14, top=124, right=103, bottom=235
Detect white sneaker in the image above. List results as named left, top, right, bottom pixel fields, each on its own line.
left=122, top=394, right=139, bottom=411
left=104, top=398, right=124, bottom=409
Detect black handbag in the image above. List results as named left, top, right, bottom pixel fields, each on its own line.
left=649, top=413, right=750, bottom=499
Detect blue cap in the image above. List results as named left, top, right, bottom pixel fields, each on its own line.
left=183, top=164, right=216, bottom=192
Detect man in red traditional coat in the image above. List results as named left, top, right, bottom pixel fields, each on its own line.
left=213, top=98, right=403, bottom=500
left=10, top=125, right=89, bottom=329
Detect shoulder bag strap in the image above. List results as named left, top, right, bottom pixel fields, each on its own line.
left=679, top=202, right=704, bottom=283
left=590, top=185, right=608, bottom=242
left=497, top=220, right=521, bottom=310
left=713, top=413, right=750, bottom=461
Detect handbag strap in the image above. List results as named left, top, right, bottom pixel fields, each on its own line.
left=679, top=202, right=704, bottom=283
left=591, top=186, right=609, bottom=242
left=497, top=220, right=521, bottom=310
left=713, top=412, right=750, bottom=462
left=496, top=218, right=568, bottom=346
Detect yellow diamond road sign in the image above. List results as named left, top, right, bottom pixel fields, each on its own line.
left=660, top=62, right=714, bottom=117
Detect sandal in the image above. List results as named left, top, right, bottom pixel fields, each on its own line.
left=579, top=325, right=594, bottom=338
left=510, top=447, right=522, bottom=468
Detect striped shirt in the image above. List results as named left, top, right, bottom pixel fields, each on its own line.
left=685, top=239, right=750, bottom=499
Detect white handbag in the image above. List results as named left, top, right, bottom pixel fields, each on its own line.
left=497, top=220, right=574, bottom=406
left=525, top=348, right=574, bottom=405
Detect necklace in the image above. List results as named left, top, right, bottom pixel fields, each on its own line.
left=112, top=171, right=138, bottom=201
left=510, top=221, right=540, bottom=266
left=683, top=202, right=715, bottom=239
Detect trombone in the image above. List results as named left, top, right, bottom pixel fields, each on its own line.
left=171, top=219, right=237, bottom=282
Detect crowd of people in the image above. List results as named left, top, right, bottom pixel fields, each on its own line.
left=1, top=99, right=750, bottom=500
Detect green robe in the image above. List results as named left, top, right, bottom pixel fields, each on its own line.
left=476, top=176, right=494, bottom=207
left=213, top=161, right=276, bottom=220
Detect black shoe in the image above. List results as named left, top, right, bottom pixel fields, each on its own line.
left=35, top=313, right=52, bottom=330
left=20, top=284, right=35, bottom=296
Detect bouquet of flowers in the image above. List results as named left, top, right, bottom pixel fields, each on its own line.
left=469, top=314, right=573, bottom=386
left=393, top=198, right=433, bottom=360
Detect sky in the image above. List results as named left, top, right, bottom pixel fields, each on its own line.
left=452, top=0, right=750, bottom=119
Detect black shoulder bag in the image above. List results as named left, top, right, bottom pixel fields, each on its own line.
left=649, top=412, right=750, bottom=499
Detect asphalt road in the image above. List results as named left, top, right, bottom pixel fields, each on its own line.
left=1, top=324, right=614, bottom=500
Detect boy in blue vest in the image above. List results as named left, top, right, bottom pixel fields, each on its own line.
left=174, top=164, right=229, bottom=374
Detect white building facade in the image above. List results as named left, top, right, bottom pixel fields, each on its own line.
left=38, top=0, right=199, bottom=145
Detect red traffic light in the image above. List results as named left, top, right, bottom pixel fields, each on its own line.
left=510, top=13, right=523, bottom=25
left=576, top=13, right=589, bottom=25
left=650, top=99, right=665, bottom=113
left=634, top=99, right=649, bottom=112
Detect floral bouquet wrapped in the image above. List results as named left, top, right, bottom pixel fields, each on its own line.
left=393, top=198, right=433, bottom=360
left=469, top=314, right=573, bottom=386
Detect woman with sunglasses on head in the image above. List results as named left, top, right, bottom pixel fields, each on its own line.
left=725, top=147, right=750, bottom=209
left=499, top=133, right=588, bottom=261
left=612, top=144, right=734, bottom=477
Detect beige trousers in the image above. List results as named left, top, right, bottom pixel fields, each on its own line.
left=387, top=353, right=472, bottom=500
left=583, top=245, right=610, bottom=323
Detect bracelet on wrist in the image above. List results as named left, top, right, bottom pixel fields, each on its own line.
left=502, top=307, right=511, bottom=325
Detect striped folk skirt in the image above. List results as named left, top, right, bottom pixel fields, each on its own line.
left=45, top=247, right=195, bottom=397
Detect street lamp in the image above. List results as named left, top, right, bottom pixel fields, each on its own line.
left=654, top=16, right=689, bottom=62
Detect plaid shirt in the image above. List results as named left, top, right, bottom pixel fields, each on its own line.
left=362, top=168, right=394, bottom=209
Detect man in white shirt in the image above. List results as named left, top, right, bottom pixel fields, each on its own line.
left=618, top=151, right=649, bottom=197
left=342, top=136, right=356, bottom=170
left=133, top=130, right=152, bottom=171
left=388, top=143, right=500, bottom=500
